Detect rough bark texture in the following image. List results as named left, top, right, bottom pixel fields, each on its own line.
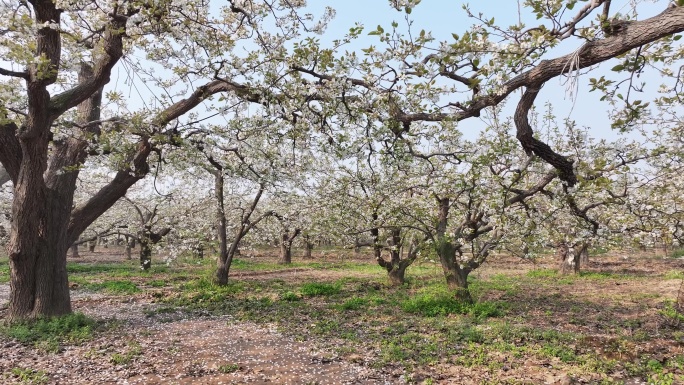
left=138, top=226, right=171, bottom=270
left=559, top=243, right=589, bottom=275
left=125, top=237, right=132, bottom=260
left=280, top=228, right=301, bottom=264
left=376, top=228, right=419, bottom=286
left=434, top=197, right=473, bottom=303
left=214, top=171, right=230, bottom=285
left=303, top=236, right=313, bottom=259
left=71, top=244, right=79, bottom=258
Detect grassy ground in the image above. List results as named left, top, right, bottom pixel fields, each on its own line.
left=1, top=248, right=684, bottom=384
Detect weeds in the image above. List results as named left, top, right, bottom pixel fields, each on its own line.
left=300, top=282, right=341, bottom=297
left=6, top=367, right=49, bottom=384
left=111, top=342, right=142, bottom=366
left=1, top=313, right=97, bottom=353
left=218, top=363, right=240, bottom=373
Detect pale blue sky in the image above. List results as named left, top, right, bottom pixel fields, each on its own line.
left=304, top=0, right=671, bottom=141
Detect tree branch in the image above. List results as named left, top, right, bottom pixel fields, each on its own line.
left=514, top=85, right=576, bottom=185
left=0, top=120, right=21, bottom=184
left=0, top=67, right=29, bottom=79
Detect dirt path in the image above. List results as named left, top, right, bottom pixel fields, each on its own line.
left=1, top=291, right=398, bottom=385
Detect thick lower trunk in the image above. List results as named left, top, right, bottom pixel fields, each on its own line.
left=280, top=240, right=292, bottom=264
left=385, top=261, right=408, bottom=286
left=215, top=261, right=229, bottom=285
left=436, top=239, right=473, bottom=303
left=579, top=246, right=589, bottom=265
left=70, top=243, right=79, bottom=258
left=9, top=189, right=72, bottom=320
left=445, top=268, right=472, bottom=303
left=304, top=236, right=313, bottom=259
left=215, top=245, right=238, bottom=285
left=88, top=241, right=96, bottom=252
left=139, top=237, right=152, bottom=270
left=279, top=228, right=300, bottom=264
left=559, top=244, right=586, bottom=275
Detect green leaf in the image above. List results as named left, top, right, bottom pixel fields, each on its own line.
left=675, top=35, right=682, bottom=41
left=611, top=64, right=624, bottom=72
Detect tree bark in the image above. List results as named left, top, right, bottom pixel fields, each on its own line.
left=376, top=227, right=419, bottom=286
left=434, top=197, right=473, bottom=303
left=579, top=246, right=589, bottom=265
left=214, top=171, right=230, bottom=285
left=125, top=241, right=132, bottom=260
left=279, top=228, right=301, bottom=264
left=559, top=243, right=588, bottom=275
left=139, top=227, right=152, bottom=270
left=70, top=243, right=79, bottom=258
left=304, top=236, right=313, bottom=259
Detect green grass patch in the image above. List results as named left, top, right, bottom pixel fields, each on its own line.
left=86, top=280, right=140, bottom=294
left=1, top=313, right=97, bottom=352
left=111, top=342, right=142, bottom=366
left=526, top=269, right=558, bottom=278
left=579, top=271, right=626, bottom=280
left=300, top=282, right=341, bottom=297
left=336, top=297, right=369, bottom=311
left=67, top=262, right=135, bottom=275
left=175, top=277, right=245, bottom=306
left=670, top=248, right=684, bottom=259
left=280, top=291, right=301, bottom=302
left=218, top=363, right=240, bottom=373
left=148, top=279, right=167, bottom=287
left=401, top=287, right=503, bottom=318
left=5, top=367, right=49, bottom=384
left=664, top=270, right=684, bottom=280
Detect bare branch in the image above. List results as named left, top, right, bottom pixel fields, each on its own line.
left=0, top=67, right=29, bottom=79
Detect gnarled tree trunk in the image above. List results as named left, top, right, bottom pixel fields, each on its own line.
left=71, top=244, right=80, bottom=258
left=279, top=228, right=301, bottom=264
left=376, top=227, right=419, bottom=286
left=434, top=197, right=473, bottom=303
left=559, top=243, right=588, bottom=275
left=303, top=235, right=313, bottom=259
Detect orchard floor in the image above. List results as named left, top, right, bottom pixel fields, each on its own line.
left=1, top=248, right=684, bottom=384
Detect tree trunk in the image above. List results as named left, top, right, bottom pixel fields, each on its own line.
left=304, top=236, right=313, bottom=259
left=377, top=228, right=420, bottom=286
left=434, top=197, right=473, bottom=303
left=139, top=227, right=152, bottom=270
left=353, top=237, right=361, bottom=257
left=213, top=171, right=231, bottom=285
left=279, top=228, right=301, bottom=264
left=124, top=236, right=132, bottom=260
left=579, top=246, right=589, bottom=265
left=88, top=240, right=96, bottom=252
left=70, top=243, right=79, bottom=258
left=280, top=234, right=292, bottom=264
left=436, top=239, right=473, bottom=303
left=559, top=243, right=585, bottom=275
left=9, top=188, right=73, bottom=319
